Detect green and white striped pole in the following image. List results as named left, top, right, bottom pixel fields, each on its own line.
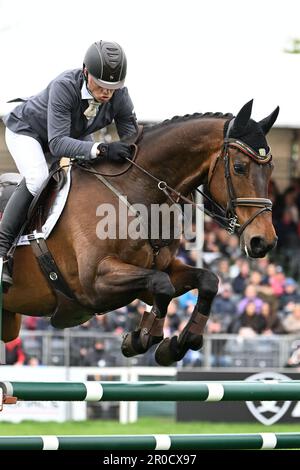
left=1, top=380, right=300, bottom=402
left=0, top=433, right=299, bottom=450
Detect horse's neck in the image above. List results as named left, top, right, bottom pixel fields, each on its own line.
left=139, top=119, right=224, bottom=195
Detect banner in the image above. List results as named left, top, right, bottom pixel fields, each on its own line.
left=177, top=370, right=300, bottom=424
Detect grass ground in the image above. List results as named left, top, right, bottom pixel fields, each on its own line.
left=0, top=418, right=299, bottom=435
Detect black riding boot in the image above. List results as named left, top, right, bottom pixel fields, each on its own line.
left=0, top=179, right=34, bottom=291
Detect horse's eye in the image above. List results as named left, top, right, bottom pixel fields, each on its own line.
left=233, top=162, right=248, bottom=175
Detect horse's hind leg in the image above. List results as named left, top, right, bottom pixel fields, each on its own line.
left=155, top=259, right=219, bottom=366
left=2, top=311, right=22, bottom=343
left=95, top=257, right=175, bottom=357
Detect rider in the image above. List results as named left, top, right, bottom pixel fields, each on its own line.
left=0, top=40, right=137, bottom=291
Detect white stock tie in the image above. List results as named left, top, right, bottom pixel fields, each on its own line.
left=84, top=99, right=102, bottom=119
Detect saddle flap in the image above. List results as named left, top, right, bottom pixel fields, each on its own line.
left=0, top=165, right=68, bottom=243
left=26, top=165, right=67, bottom=230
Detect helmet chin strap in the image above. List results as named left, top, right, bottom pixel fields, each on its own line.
left=87, top=86, right=98, bottom=102
left=83, top=67, right=101, bottom=102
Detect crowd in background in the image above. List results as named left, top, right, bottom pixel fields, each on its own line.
left=5, top=178, right=300, bottom=367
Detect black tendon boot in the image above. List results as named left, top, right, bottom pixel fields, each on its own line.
left=0, top=179, right=34, bottom=291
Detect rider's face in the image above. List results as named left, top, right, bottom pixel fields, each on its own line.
left=87, top=74, right=115, bottom=103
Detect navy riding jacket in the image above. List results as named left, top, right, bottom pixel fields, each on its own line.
left=3, top=69, right=137, bottom=158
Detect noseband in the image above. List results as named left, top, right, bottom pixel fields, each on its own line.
left=203, top=119, right=273, bottom=235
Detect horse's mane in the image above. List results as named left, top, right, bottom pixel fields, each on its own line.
left=143, top=112, right=234, bottom=134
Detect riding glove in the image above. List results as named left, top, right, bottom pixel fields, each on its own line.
left=97, top=142, right=133, bottom=162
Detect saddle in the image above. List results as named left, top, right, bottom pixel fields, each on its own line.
left=0, top=165, right=66, bottom=229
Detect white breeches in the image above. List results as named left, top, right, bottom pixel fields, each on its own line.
left=5, top=128, right=49, bottom=196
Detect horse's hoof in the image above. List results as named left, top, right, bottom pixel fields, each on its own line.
left=121, top=332, right=139, bottom=357
left=121, top=331, right=163, bottom=357
left=187, top=334, right=203, bottom=351
left=155, top=337, right=179, bottom=366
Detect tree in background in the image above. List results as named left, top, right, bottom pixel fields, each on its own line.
left=284, top=38, right=300, bottom=54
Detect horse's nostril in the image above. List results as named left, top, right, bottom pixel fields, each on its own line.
left=250, top=236, right=266, bottom=254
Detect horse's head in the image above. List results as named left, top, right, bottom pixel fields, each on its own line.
left=208, top=99, right=279, bottom=258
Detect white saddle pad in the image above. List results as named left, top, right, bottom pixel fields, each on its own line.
left=17, top=167, right=72, bottom=246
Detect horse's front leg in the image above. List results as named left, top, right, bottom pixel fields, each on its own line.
left=94, top=257, right=174, bottom=357
left=2, top=311, right=22, bottom=343
left=155, top=259, right=219, bottom=366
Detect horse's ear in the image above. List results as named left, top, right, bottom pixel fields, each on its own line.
left=232, top=99, right=253, bottom=133
left=259, top=106, right=280, bottom=135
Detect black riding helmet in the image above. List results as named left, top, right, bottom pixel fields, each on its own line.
left=83, top=40, right=127, bottom=90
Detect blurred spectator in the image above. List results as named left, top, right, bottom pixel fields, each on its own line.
left=70, top=320, right=95, bottom=365
left=212, top=283, right=236, bottom=316
left=206, top=316, right=223, bottom=334
left=286, top=340, right=300, bottom=368
left=203, top=231, right=220, bottom=253
left=85, top=340, right=116, bottom=367
left=249, top=270, right=264, bottom=289
left=256, top=257, right=270, bottom=277
left=223, top=235, right=242, bottom=261
left=215, top=228, right=231, bottom=254
left=104, top=307, right=128, bottom=333
left=5, top=337, right=25, bottom=365
left=268, top=178, right=281, bottom=206
left=282, top=303, right=300, bottom=334
left=72, top=346, right=91, bottom=367
left=23, top=317, right=39, bottom=330
left=237, top=285, right=263, bottom=315
left=229, top=301, right=266, bottom=335
left=274, top=200, right=300, bottom=278
left=22, top=316, right=52, bottom=331
left=211, top=283, right=237, bottom=331
left=167, top=300, right=181, bottom=333
left=279, top=278, right=300, bottom=314
left=266, top=263, right=285, bottom=296
left=89, top=314, right=115, bottom=332
left=232, top=260, right=250, bottom=294
left=176, top=238, right=197, bottom=266
left=26, top=356, right=41, bottom=366
left=260, top=301, right=285, bottom=335
left=249, top=270, right=277, bottom=308
left=35, top=317, right=52, bottom=330
left=215, top=258, right=231, bottom=284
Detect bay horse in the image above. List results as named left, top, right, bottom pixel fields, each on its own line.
left=2, top=99, right=279, bottom=366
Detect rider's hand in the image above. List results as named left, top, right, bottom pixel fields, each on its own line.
left=97, top=142, right=133, bottom=163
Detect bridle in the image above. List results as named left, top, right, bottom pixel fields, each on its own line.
left=202, top=118, right=273, bottom=235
